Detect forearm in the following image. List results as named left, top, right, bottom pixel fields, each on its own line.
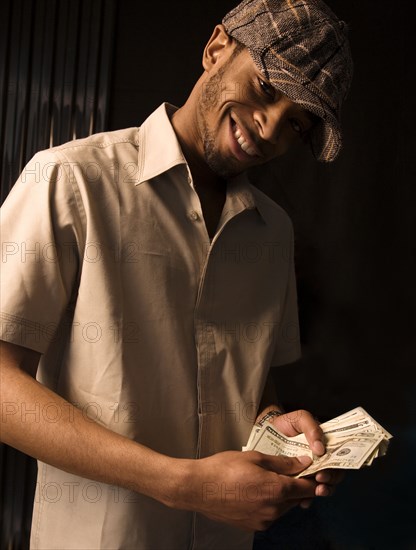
left=0, top=342, right=325, bottom=531
left=0, top=345, right=187, bottom=508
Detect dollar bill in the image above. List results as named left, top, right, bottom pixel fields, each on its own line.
left=243, top=407, right=392, bottom=475
left=296, top=433, right=385, bottom=477
left=251, top=423, right=312, bottom=458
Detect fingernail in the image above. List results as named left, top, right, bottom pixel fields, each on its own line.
left=316, top=471, right=330, bottom=483
left=298, top=455, right=312, bottom=465
left=318, top=485, right=330, bottom=497
left=300, top=500, right=313, bottom=509
left=314, top=441, right=325, bottom=455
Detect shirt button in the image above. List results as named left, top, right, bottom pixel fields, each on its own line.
left=189, top=210, right=199, bottom=221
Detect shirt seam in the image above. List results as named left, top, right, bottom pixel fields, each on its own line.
left=50, top=150, right=87, bottom=256
left=51, top=135, right=140, bottom=153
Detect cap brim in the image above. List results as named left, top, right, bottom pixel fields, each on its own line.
left=249, top=52, right=342, bottom=162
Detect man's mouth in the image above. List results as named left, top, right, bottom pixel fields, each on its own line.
left=231, top=119, right=261, bottom=158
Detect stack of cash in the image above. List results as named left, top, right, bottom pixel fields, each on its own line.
left=243, top=407, right=392, bottom=477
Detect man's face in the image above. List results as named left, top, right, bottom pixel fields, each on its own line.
left=197, top=46, right=316, bottom=179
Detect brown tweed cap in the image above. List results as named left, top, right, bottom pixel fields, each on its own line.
left=222, top=0, right=353, bottom=162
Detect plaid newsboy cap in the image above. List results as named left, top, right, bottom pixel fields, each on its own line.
left=222, top=0, right=353, bottom=162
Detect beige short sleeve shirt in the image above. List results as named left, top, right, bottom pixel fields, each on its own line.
left=0, top=104, right=301, bottom=549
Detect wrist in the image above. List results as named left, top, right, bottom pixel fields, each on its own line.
left=154, top=456, right=195, bottom=510
left=120, top=444, right=187, bottom=509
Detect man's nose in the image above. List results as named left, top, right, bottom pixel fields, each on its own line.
left=253, top=100, right=291, bottom=144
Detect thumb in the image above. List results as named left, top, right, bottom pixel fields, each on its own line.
left=261, top=454, right=313, bottom=476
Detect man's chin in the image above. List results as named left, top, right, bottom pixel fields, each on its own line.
left=205, top=154, right=247, bottom=180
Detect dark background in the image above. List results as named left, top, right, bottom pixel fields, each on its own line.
left=1, top=0, right=415, bottom=548
left=109, top=1, right=415, bottom=548
left=110, top=0, right=415, bottom=420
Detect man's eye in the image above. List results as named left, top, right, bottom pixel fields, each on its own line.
left=258, top=78, right=275, bottom=99
left=290, top=119, right=303, bottom=134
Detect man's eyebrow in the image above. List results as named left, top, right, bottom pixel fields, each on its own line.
left=305, top=111, right=319, bottom=127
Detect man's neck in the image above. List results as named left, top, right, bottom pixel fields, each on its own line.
left=171, top=105, right=226, bottom=239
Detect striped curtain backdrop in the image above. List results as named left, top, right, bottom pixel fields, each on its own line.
left=0, top=0, right=116, bottom=547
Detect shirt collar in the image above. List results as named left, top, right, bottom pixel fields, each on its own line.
left=136, top=103, right=186, bottom=185
left=227, top=172, right=257, bottom=210
left=135, top=103, right=266, bottom=223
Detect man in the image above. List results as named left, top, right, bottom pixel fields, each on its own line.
left=0, top=0, right=352, bottom=548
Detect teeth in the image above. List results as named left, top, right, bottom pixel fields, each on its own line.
left=240, top=142, right=256, bottom=155
left=233, top=124, right=257, bottom=157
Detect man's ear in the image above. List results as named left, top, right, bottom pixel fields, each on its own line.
left=202, top=24, right=233, bottom=71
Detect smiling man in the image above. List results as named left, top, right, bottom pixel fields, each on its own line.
left=0, top=1, right=352, bottom=549
left=173, top=35, right=316, bottom=180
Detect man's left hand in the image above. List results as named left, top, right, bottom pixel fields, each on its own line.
left=258, top=408, right=345, bottom=504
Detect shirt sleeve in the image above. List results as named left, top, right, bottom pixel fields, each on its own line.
left=270, top=223, right=302, bottom=367
left=0, top=149, right=84, bottom=353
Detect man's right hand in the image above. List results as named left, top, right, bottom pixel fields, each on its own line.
left=1, top=339, right=317, bottom=533
left=172, top=450, right=316, bottom=532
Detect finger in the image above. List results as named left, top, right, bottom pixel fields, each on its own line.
left=258, top=453, right=314, bottom=476
left=314, top=471, right=345, bottom=498
left=288, top=410, right=325, bottom=456
left=315, top=483, right=334, bottom=497
left=278, top=474, right=318, bottom=501
left=299, top=498, right=313, bottom=509
left=256, top=501, right=299, bottom=531
left=315, top=469, right=345, bottom=485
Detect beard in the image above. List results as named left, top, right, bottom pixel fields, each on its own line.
left=197, top=60, right=243, bottom=180
left=199, top=119, right=237, bottom=180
